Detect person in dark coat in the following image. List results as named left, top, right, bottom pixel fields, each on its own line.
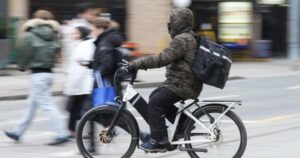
left=88, top=18, right=123, bottom=85
left=80, top=18, right=124, bottom=152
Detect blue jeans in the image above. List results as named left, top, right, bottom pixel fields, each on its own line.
left=12, top=73, right=69, bottom=138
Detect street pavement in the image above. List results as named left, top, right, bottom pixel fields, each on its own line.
left=0, top=59, right=299, bottom=100
left=0, top=71, right=300, bottom=158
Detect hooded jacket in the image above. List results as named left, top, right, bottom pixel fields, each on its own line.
left=18, top=19, right=60, bottom=71
left=133, top=8, right=202, bottom=99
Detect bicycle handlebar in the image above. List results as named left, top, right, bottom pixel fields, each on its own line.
left=114, top=60, right=137, bottom=87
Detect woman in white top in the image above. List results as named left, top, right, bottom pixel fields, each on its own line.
left=64, top=26, right=95, bottom=137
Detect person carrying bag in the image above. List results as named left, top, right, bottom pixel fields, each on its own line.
left=92, top=70, right=117, bottom=106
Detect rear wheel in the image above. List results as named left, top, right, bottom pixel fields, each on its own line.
left=184, top=105, right=247, bottom=158
left=76, top=106, right=138, bottom=158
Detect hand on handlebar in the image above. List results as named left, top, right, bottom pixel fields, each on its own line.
left=127, top=64, right=137, bottom=73
left=119, top=60, right=137, bottom=74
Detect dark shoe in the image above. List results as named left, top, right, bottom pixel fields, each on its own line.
left=48, top=137, right=69, bottom=145
left=139, top=132, right=150, bottom=143
left=140, top=138, right=170, bottom=153
left=4, top=131, right=19, bottom=142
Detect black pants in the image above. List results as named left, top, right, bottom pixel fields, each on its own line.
left=67, top=95, right=88, bottom=132
left=147, top=87, right=183, bottom=140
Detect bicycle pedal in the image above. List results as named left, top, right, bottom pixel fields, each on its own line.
left=178, top=147, right=208, bottom=153
left=144, top=149, right=167, bottom=154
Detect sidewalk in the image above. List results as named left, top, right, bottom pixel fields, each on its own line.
left=0, top=59, right=299, bottom=101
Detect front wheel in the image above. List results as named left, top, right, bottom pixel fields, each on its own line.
left=76, top=105, right=139, bottom=158
left=184, top=105, right=247, bottom=158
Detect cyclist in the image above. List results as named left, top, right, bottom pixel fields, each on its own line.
left=128, top=8, right=203, bottom=152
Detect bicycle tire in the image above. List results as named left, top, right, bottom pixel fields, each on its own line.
left=76, top=105, right=139, bottom=158
left=184, top=105, right=247, bottom=158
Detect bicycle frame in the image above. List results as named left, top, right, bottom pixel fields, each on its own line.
left=107, top=63, right=243, bottom=146
left=78, top=65, right=246, bottom=157
left=121, top=83, right=241, bottom=146
left=170, top=100, right=241, bottom=145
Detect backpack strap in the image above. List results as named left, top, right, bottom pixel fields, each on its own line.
left=180, top=32, right=200, bottom=73
left=192, top=32, right=201, bottom=48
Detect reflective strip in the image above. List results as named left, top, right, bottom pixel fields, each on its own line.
left=213, top=52, right=220, bottom=57
left=222, top=55, right=232, bottom=63
left=199, top=46, right=232, bottom=63
left=131, top=94, right=141, bottom=106
left=200, top=46, right=210, bottom=53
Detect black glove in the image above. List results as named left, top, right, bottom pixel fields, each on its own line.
left=127, top=64, right=137, bottom=73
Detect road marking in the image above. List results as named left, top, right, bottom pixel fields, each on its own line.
left=261, top=113, right=300, bottom=123
left=286, top=85, right=300, bottom=90
left=202, top=95, right=240, bottom=100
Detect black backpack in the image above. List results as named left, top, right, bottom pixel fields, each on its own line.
left=192, top=35, right=232, bottom=89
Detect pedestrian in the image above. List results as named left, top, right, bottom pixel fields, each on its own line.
left=79, top=18, right=124, bottom=152
left=83, top=18, right=124, bottom=91
left=61, top=2, right=100, bottom=73
left=127, top=8, right=202, bottom=152
left=63, top=26, right=95, bottom=138
left=4, top=10, right=70, bottom=145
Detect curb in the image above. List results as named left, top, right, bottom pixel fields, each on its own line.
left=0, top=77, right=243, bottom=101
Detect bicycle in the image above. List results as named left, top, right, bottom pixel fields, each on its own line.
left=76, top=62, right=247, bottom=158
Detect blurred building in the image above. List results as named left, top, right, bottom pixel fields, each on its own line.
left=191, top=0, right=288, bottom=58
left=0, top=0, right=291, bottom=58
left=3, top=0, right=171, bottom=55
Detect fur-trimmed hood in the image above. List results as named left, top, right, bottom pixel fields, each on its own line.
left=21, top=18, right=60, bottom=32
left=21, top=19, right=60, bottom=41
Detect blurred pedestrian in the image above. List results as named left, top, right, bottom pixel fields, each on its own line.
left=61, top=2, right=100, bottom=73
left=64, top=26, right=95, bottom=138
left=79, top=18, right=124, bottom=152
left=84, top=18, right=123, bottom=90
left=4, top=10, right=70, bottom=145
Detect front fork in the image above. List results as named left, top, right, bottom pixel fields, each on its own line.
left=106, top=101, right=126, bottom=135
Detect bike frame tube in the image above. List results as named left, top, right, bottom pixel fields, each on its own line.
left=170, top=109, right=182, bottom=140
left=170, top=102, right=240, bottom=145
left=106, top=101, right=126, bottom=135
left=170, top=103, right=214, bottom=145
